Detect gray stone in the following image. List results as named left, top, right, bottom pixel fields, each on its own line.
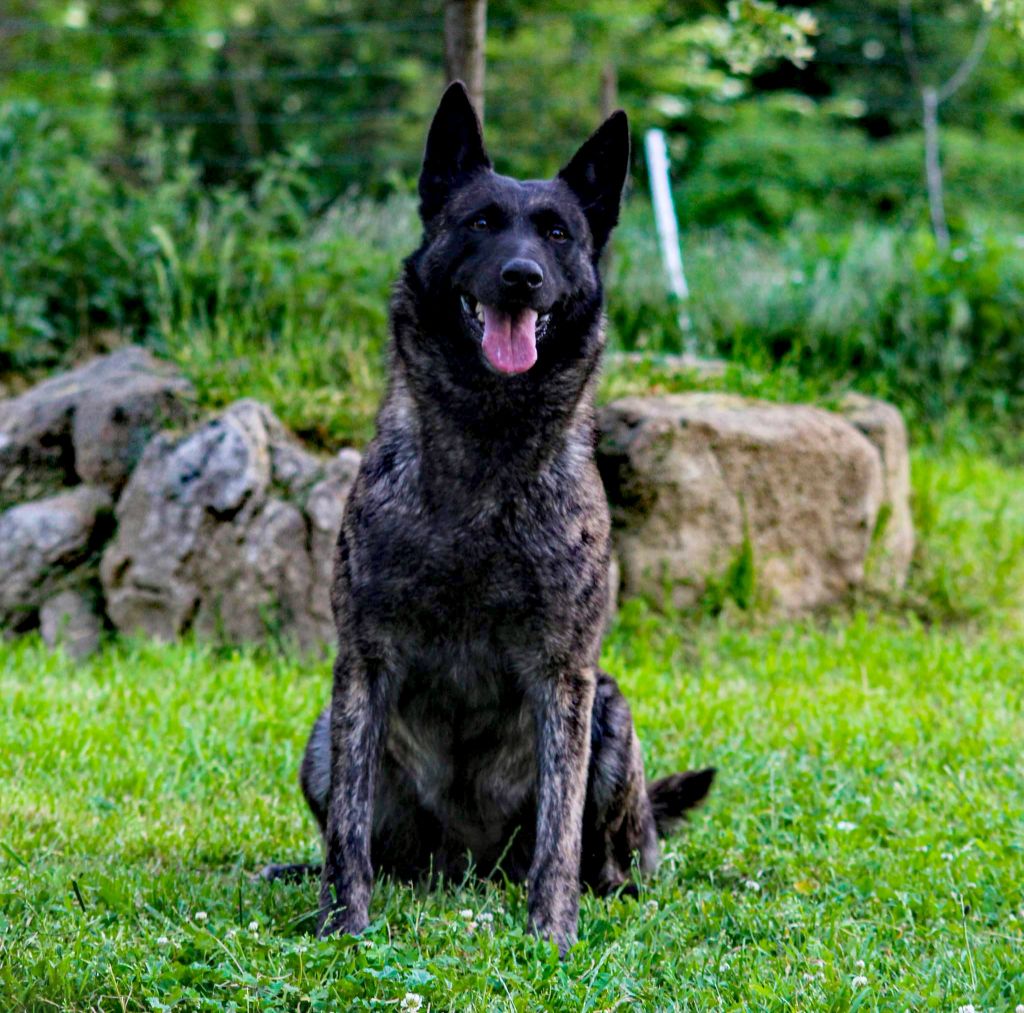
left=0, top=347, right=194, bottom=508
left=598, top=392, right=888, bottom=612
left=40, top=589, right=104, bottom=659
left=839, top=393, right=915, bottom=589
left=101, top=400, right=359, bottom=650
left=306, top=449, right=362, bottom=636
left=0, top=486, right=113, bottom=630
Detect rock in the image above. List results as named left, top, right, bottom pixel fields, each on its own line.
left=306, top=449, right=362, bottom=636
left=40, top=589, right=104, bottom=659
left=597, top=393, right=887, bottom=612
left=101, top=400, right=359, bottom=650
left=838, top=394, right=914, bottom=589
left=0, top=347, right=194, bottom=509
left=0, top=486, right=113, bottom=631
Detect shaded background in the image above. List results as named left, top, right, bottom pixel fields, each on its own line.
left=2, top=1, right=1023, bottom=450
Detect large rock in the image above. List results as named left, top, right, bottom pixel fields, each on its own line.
left=0, top=347, right=194, bottom=509
left=0, top=486, right=113, bottom=631
left=40, top=589, right=104, bottom=659
left=839, top=393, right=915, bottom=589
left=101, top=400, right=359, bottom=651
left=597, top=393, right=901, bottom=612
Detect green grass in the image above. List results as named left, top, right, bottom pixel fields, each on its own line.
left=2, top=452, right=1023, bottom=1011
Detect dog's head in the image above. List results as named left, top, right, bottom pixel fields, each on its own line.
left=403, top=81, right=629, bottom=382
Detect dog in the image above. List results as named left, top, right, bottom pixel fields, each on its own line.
left=263, top=81, right=714, bottom=956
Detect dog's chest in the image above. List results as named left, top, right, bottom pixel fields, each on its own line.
left=387, top=662, right=537, bottom=833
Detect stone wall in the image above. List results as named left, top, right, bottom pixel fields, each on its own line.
left=0, top=350, right=914, bottom=656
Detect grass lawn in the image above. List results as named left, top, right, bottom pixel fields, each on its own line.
left=2, top=453, right=1023, bottom=1012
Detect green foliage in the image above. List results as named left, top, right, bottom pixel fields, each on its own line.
left=0, top=105, right=397, bottom=381
left=677, top=101, right=1024, bottom=231
left=2, top=451, right=1023, bottom=1010
left=4, top=113, right=1022, bottom=455
left=603, top=205, right=1024, bottom=454
left=0, top=0, right=816, bottom=191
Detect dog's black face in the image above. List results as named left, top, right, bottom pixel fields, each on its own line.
left=402, top=82, right=629, bottom=383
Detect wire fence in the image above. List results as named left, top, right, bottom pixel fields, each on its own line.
left=1, top=8, right=1020, bottom=195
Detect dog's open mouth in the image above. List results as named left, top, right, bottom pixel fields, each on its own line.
left=460, top=294, right=551, bottom=376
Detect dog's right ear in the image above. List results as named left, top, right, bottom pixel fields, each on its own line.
left=419, top=81, right=492, bottom=223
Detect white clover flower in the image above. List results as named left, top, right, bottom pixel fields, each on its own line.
left=1014, top=1004, right=1023, bottom=1013
left=744, top=879, right=761, bottom=891
left=957, top=1006, right=977, bottom=1013
left=855, top=959, right=865, bottom=969
left=809, top=958, right=825, bottom=968
left=156, top=935, right=170, bottom=947
left=852, top=974, right=868, bottom=988
left=466, top=920, right=478, bottom=934
left=645, top=899, right=659, bottom=914
left=194, top=911, right=208, bottom=923
left=478, top=912, right=493, bottom=924
left=248, top=920, right=259, bottom=933
left=459, top=908, right=474, bottom=920
left=63, top=3, right=88, bottom=28
left=836, top=821, right=857, bottom=832
left=401, top=994, right=424, bottom=1012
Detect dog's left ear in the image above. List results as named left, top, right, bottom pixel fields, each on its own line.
left=558, top=110, right=630, bottom=255
left=419, top=81, right=492, bottom=222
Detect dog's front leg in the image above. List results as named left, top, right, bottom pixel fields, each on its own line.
left=318, top=649, right=389, bottom=938
left=528, top=666, right=596, bottom=956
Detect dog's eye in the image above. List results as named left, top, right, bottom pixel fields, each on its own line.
left=469, top=215, right=489, bottom=231
left=548, top=225, right=569, bottom=243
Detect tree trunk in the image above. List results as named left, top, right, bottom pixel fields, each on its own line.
left=921, top=87, right=949, bottom=250
left=444, top=0, right=487, bottom=123
left=600, top=61, right=618, bottom=120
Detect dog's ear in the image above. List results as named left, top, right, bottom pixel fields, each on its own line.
left=419, top=81, right=492, bottom=223
left=558, top=110, right=630, bottom=255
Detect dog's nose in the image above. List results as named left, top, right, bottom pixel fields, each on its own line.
left=501, top=258, right=544, bottom=290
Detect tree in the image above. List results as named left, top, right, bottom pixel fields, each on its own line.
left=444, top=0, right=487, bottom=120
left=899, top=0, right=991, bottom=247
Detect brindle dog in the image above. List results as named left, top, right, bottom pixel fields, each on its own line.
left=264, top=81, right=715, bottom=955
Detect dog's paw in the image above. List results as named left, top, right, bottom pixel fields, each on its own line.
left=527, top=915, right=578, bottom=959
left=316, top=904, right=369, bottom=940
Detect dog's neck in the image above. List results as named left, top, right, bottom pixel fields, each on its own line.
left=380, top=338, right=602, bottom=502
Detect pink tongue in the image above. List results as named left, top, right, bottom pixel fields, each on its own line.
left=481, top=305, right=538, bottom=375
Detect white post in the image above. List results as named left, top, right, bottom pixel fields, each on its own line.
left=644, top=128, right=694, bottom=352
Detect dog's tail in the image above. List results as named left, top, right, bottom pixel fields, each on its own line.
left=647, top=767, right=716, bottom=838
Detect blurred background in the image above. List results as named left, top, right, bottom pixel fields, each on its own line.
left=2, top=0, right=1023, bottom=452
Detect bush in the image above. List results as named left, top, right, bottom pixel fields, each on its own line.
left=0, top=102, right=404, bottom=375
left=677, top=101, right=1024, bottom=232
left=605, top=213, right=1024, bottom=450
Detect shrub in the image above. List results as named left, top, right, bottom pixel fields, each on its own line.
left=677, top=102, right=1024, bottom=232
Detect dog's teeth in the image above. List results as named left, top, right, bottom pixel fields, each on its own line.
left=475, top=307, right=484, bottom=325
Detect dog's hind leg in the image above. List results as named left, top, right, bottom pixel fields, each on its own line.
left=580, top=670, right=658, bottom=897
left=581, top=671, right=715, bottom=896
left=258, top=706, right=332, bottom=882
left=260, top=862, right=322, bottom=882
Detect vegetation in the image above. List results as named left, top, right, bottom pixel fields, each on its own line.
left=4, top=105, right=1022, bottom=453
left=2, top=451, right=1023, bottom=1010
